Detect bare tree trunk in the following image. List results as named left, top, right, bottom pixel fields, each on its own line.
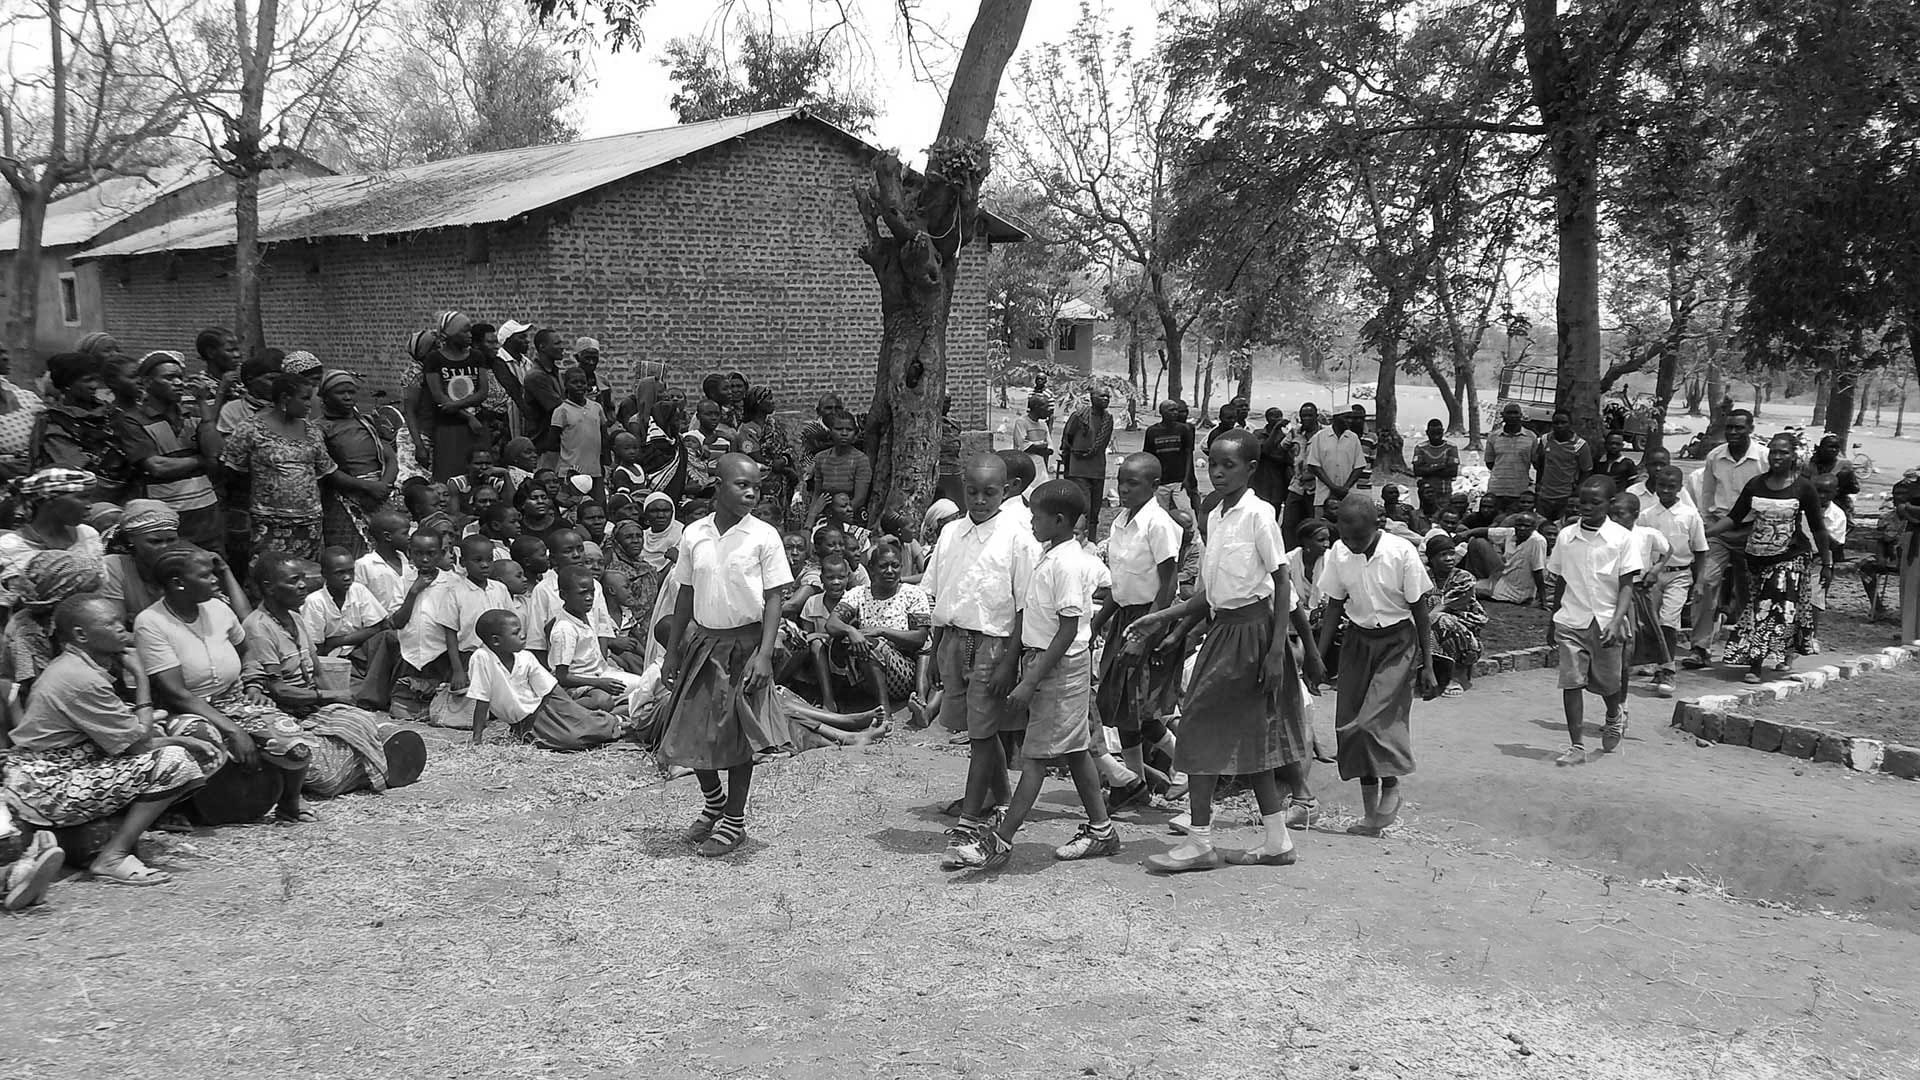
left=1651, top=345, right=1681, bottom=453
left=1158, top=305, right=1184, bottom=402
left=1811, top=372, right=1830, bottom=427
left=1855, top=369, right=1872, bottom=426
left=3, top=191, right=49, bottom=362
left=1421, top=356, right=1462, bottom=433
left=859, top=0, right=1032, bottom=520
left=1461, top=361, right=1484, bottom=451
left=1236, top=360, right=1253, bottom=402
left=1374, top=334, right=1407, bottom=475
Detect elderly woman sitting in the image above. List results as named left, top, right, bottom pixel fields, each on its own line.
left=240, top=553, right=425, bottom=797
left=1, top=549, right=105, bottom=701
left=3, top=596, right=226, bottom=892
left=132, top=547, right=317, bottom=823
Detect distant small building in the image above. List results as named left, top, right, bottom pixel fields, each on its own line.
left=73, top=109, right=1025, bottom=423
left=1011, top=296, right=1103, bottom=375
left=0, top=157, right=332, bottom=367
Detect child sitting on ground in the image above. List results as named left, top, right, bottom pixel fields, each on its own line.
left=354, top=530, right=448, bottom=712
left=957, top=479, right=1121, bottom=871
left=467, top=609, right=625, bottom=750
left=1460, top=513, right=1549, bottom=606
left=1422, top=535, right=1486, bottom=697
left=355, top=509, right=418, bottom=617
left=548, top=565, right=648, bottom=713
left=301, top=546, right=390, bottom=667
left=777, top=552, right=855, bottom=710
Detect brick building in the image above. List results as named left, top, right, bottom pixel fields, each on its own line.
left=79, top=109, right=1022, bottom=421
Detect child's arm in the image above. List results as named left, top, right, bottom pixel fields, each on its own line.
left=1087, top=595, right=1119, bottom=644
left=748, top=586, right=782, bottom=692
left=1601, top=570, right=1640, bottom=645
left=1407, top=589, right=1439, bottom=694
left=1262, top=567, right=1292, bottom=689
left=988, top=613, right=1023, bottom=697
left=1290, top=604, right=1326, bottom=690
left=1010, top=614, right=1076, bottom=707
left=851, top=451, right=872, bottom=511
left=469, top=698, right=491, bottom=745
left=390, top=573, right=434, bottom=630
left=443, top=625, right=466, bottom=692
left=1314, top=597, right=1345, bottom=671
left=1151, top=555, right=1178, bottom=610
left=553, top=661, right=625, bottom=697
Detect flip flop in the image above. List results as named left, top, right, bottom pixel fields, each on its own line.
left=4, top=841, right=65, bottom=909
left=89, top=853, right=171, bottom=887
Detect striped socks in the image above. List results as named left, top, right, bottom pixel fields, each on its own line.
left=708, top=813, right=745, bottom=847
left=696, top=785, right=727, bottom=827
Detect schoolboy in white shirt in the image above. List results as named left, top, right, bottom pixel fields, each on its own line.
left=1545, top=477, right=1645, bottom=765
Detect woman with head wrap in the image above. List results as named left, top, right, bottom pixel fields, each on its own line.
left=734, top=384, right=795, bottom=529
left=114, top=350, right=225, bottom=550
left=628, top=389, right=689, bottom=501
left=218, top=372, right=345, bottom=565
left=100, top=499, right=249, bottom=618
left=29, top=352, right=129, bottom=501
left=315, top=369, right=398, bottom=555
left=422, top=311, right=493, bottom=482
left=1, top=549, right=106, bottom=697
left=0, top=468, right=106, bottom=603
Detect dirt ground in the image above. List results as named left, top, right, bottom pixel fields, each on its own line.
left=5, top=652, right=1918, bottom=1080
left=1743, top=665, right=1920, bottom=745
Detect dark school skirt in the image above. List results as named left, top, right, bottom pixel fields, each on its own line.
left=1175, top=601, right=1313, bottom=775
left=1094, top=603, right=1181, bottom=733
left=514, top=689, right=626, bottom=752
left=1334, top=620, right=1418, bottom=781
left=659, top=622, right=764, bottom=770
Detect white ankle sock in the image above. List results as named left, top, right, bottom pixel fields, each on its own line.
left=1186, top=823, right=1213, bottom=851
left=1261, top=811, right=1294, bottom=853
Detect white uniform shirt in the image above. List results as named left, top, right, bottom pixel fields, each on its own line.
left=299, top=582, right=387, bottom=658
left=465, top=647, right=557, bottom=724
left=397, top=570, right=449, bottom=669
left=354, top=551, right=418, bottom=617
left=522, top=572, right=616, bottom=650
left=1626, top=478, right=1694, bottom=512
left=1020, top=541, right=1096, bottom=654
left=1638, top=499, right=1707, bottom=570
left=1630, top=523, right=1673, bottom=577
left=1105, top=499, right=1183, bottom=606
left=923, top=510, right=1041, bottom=637
left=547, top=608, right=612, bottom=678
left=1546, top=520, right=1646, bottom=629
left=1315, top=531, right=1433, bottom=629
left=671, top=512, right=795, bottom=631
left=1484, top=527, right=1549, bottom=603
left=421, top=573, right=512, bottom=656
left=1200, top=493, right=1286, bottom=611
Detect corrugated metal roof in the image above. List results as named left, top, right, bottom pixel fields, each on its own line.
left=1058, top=297, right=1105, bottom=321
left=83, top=110, right=1026, bottom=260
left=0, top=161, right=220, bottom=253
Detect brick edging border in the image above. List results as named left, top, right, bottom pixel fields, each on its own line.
left=1668, top=643, right=1920, bottom=780
left=1472, top=645, right=1555, bottom=678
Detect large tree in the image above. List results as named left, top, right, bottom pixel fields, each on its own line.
left=533, top=0, right=1035, bottom=517
left=662, top=17, right=875, bottom=133
left=153, top=0, right=377, bottom=358
left=336, top=0, right=590, bottom=170
left=1, top=0, right=194, bottom=361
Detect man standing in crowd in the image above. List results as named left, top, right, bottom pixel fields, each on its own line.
left=1531, top=408, right=1594, bottom=522
left=1282, top=402, right=1323, bottom=544
left=1143, top=398, right=1198, bottom=515
left=1483, top=403, right=1538, bottom=516
left=523, top=328, right=567, bottom=468
left=1681, top=409, right=1765, bottom=669
left=999, top=392, right=1055, bottom=483
left=1060, top=385, right=1114, bottom=534
left=1410, top=418, right=1459, bottom=518
left=497, top=319, right=535, bottom=438
left=1303, top=409, right=1364, bottom=518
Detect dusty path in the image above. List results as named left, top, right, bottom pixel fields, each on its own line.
left=3, top=666, right=1915, bottom=1080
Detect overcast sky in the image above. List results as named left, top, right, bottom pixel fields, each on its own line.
left=575, top=0, right=1163, bottom=159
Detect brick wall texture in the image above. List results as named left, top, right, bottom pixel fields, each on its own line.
left=93, top=122, right=993, bottom=426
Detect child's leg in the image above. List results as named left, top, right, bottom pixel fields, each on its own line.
left=863, top=657, right=891, bottom=717
left=1062, top=750, right=1112, bottom=830
left=1241, top=770, right=1294, bottom=857
left=696, top=763, right=754, bottom=855
left=1562, top=688, right=1585, bottom=745
left=1276, top=760, right=1316, bottom=827
left=962, top=736, right=1008, bottom=821
left=808, top=639, right=836, bottom=712
left=685, top=769, right=728, bottom=840
left=1165, top=773, right=1219, bottom=860
left=572, top=687, right=616, bottom=711
left=995, top=759, right=1049, bottom=841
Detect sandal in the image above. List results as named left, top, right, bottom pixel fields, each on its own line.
left=4, top=839, right=65, bottom=909
left=89, top=853, right=171, bottom=887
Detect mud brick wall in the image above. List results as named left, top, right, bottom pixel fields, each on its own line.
left=93, top=123, right=995, bottom=427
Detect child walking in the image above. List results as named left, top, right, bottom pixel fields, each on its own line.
left=658, top=453, right=794, bottom=857
left=923, top=453, right=1040, bottom=870
left=958, top=480, right=1119, bottom=870
left=1314, top=494, right=1437, bottom=837
left=1090, top=452, right=1183, bottom=808
left=1639, top=465, right=1707, bottom=697
left=1546, top=477, right=1645, bottom=764
left=1124, top=430, right=1323, bottom=872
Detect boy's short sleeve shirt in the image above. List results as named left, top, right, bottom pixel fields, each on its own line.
left=1199, top=494, right=1286, bottom=611
left=466, top=647, right=556, bottom=724
left=547, top=610, right=606, bottom=678
left=1315, top=532, right=1433, bottom=628
left=924, top=511, right=1041, bottom=637
left=1546, top=520, right=1645, bottom=628
left=1021, top=542, right=1093, bottom=654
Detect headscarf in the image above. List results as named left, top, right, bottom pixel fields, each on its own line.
left=87, top=503, right=124, bottom=534
left=16, top=548, right=104, bottom=614
left=573, top=337, right=601, bottom=354
left=74, top=331, right=118, bottom=356
left=503, top=436, right=534, bottom=466
left=17, top=467, right=95, bottom=510
left=282, top=351, right=323, bottom=379
left=567, top=474, right=594, bottom=496
left=922, top=498, right=959, bottom=535
left=434, top=310, right=464, bottom=335
left=408, top=330, right=437, bottom=364
left=135, top=349, right=187, bottom=378
left=122, top=498, right=181, bottom=536
left=582, top=541, right=603, bottom=565
left=319, top=369, right=358, bottom=395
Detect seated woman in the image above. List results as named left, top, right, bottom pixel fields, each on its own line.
left=3, top=595, right=226, bottom=890
left=1423, top=535, right=1487, bottom=696
left=0, top=467, right=106, bottom=609
left=240, top=553, right=426, bottom=797
left=1, top=549, right=105, bottom=702
left=100, top=500, right=250, bottom=618
left=133, top=547, right=319, bottom=824
left=825, top=539, right=930, bottom=719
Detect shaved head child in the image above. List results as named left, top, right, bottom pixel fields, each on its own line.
left=1124, top=429, right=1326, bottom=871
left=1090, top=452, right=1183, bottom=803
left=1545, top=476, right=1644, bottom=764
left=657, top=453, right=795, bottom=857
left=924, top=452, right=1043, bottom=871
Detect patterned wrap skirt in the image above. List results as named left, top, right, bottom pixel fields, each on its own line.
left=3, top=717, right=224, bottom=827
left=848, top=636, right=918, bottom=700
left=251, top=514, right=325, bottom=566
left=1723, top=553, right=1815, bottom=670
left=1094, top=603, right=1181, bottom=733
left=658, top=623, right=766, bottom=770
left=1334, top=620, right=1419, bottom=781
left=1175, top=602, right=1313, bottom=775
